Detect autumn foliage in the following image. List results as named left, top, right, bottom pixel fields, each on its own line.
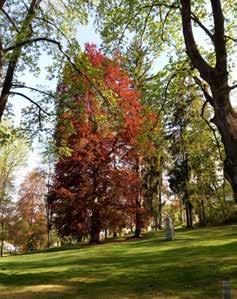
left=50, top=44, right=156, bottom=243
left=11, top=170, right=47, bottom=252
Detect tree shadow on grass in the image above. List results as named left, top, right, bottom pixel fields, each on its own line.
left=0, top=237, right=237, bottom=298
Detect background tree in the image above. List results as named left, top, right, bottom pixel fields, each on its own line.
left=96, top=0, right=237, bottom=200
left=0, top=0, right=89, bottom=123
left=15, top=169, right=47, bottom=252
left=0, top=122, right=28, bottom=256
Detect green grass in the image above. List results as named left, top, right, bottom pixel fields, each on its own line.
left=0, top=225, right=237, bottom=298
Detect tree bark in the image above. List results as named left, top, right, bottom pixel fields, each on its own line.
left=0, top=0, right=41, bottom=119
left=157, top=172, right=163, bottom=230
left=0, top=215, right=4, bottom=257
left=90, top=208, right=101, bottom=243
left=134, top=191, right=142, bottom=237
left=180, top=0, right=237, bottom=201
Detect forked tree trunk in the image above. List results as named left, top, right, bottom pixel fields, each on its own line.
left=181, top=0, right=237, bottom=202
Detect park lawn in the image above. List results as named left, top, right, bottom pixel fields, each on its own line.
left=0, top=225, right=237, bottom=298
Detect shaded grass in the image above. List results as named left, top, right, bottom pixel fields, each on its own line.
left=0, top=225, right=237, bottom=298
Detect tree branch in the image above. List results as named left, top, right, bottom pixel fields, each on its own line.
left=210, top=0, right=227, bottom=71
left=11, top=84, right=56, bottom=98
left=4, top=37, right=61, bottom=52
left=116, top=1, right=178, bottom=48
left=10, top=91, right=50, bottom=116
left=193, top=76, right=214, bottom=106
left=200, top=99, right=223, bottom=161
left=191, top=12, right=213, bottom=41
left=1, top=8, right=20, bottom=32
left=0, top=0, right=6, bottom=9
left=180, top=0, right=213, bottom=82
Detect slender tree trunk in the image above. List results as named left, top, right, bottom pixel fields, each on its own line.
left=188, top=202, right=193, bottom=228
left=134, top=189, right=142, bottom=237
left=154, top=209, right=158, bottom=231
left=179, top=199, right=183, bottom=225
left=200, top=199, right=206, bottom=227
left=158, top=174, right=163, bottom=230
left=134, top=210, right=142, bottom=237
left=46, top=200, right=52, bottom=248
left=90, top=208, right=101, bottom=244
left=0, top=216, right=4, bottom=257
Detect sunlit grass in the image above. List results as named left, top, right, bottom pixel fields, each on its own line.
left=0, top=225, right=237, bottom=298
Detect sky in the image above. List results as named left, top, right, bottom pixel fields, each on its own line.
left=10, top=12, right=237, bottom=190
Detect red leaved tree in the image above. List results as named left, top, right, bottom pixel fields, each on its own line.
left=50, top=44, right=155, bottom=243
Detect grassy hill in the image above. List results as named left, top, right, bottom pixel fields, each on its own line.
left=0, top=225, right=237, bottom=298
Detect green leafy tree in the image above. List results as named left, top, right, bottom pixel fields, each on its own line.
left=0, top=0, right=89, bottom=123
left=0, top=122, right=28, bottom=256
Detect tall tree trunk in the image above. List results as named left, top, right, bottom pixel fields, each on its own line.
left=180, top=0, right=237, bottom=201
left=200, top=199, right=206, bottom=226
left=90, top=208, right=101, bottom=243
left=134, top=196, right=142, bottom=237
left=0, top=0, right=41, bottom=119
left=45, top=198, right=52, bottom=248
left=0, top=216, right=4, bottom=257
left=158, top=173, right=163, bottom=230
left=185, top=200, right=193, bottom=228
left=211, top=89, right=237, bottom=201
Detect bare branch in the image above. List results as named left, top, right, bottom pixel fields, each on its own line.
left=193, top=76, right=214, bottom=105
left=11, top=84, right=56, bottom=98
left=200, top=99, right=223, bottom=161
left=4, top=37, right=61, bottom=52
left=1, top=8, right=20, bottom=32
left=35, top=16, right=72, bottom=46
left=180, top=0, right=213, bottom=82
left=10, top=91, right=50, bottom=116
left=191, top=12, right=213, bottom=41
left=0, top=0, right=6, bottom=9
left=229, top=84, right=237, bottom=91
left=225, top=35, right=237, bottom=43
left=116, top=1, right=178, bottom=48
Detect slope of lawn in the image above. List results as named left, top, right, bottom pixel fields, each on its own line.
left=0, top=225, right=237, bottom=299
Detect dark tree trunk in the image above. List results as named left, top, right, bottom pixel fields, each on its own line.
left=185, top=200, right=193, bottom=228
left=0, top=217, right=4, bottom=257
left=90, top=208, right=101, bottom=244
left=180, top=0, right=237, bottom=201
left=210, top=89, right=237, bottom=201
left=45, top=197, right=52, bottom=248
left=134, top=190, right=142, bottom=238
left=198, top=199, right=206, bottom=227
left=158, top=174, right=163, bottom=230
left=0, top=0, right=41, bottom=120
left=134, top=209, right=142, bottom=238
left=154, top=210, right=158, bottom=231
